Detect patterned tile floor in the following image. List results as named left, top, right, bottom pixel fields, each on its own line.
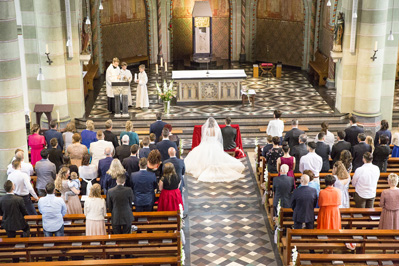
left=183, top=155, right=282, bottom=266
left=88, top=63, right=334, bottom=119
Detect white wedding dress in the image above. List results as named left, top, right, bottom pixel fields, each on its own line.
left=185, top=118, right=245, bottom=182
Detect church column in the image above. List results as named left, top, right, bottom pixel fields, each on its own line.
left=0, top=0, right=28, bottom=184
left=34, top=0, right=70, bottom=125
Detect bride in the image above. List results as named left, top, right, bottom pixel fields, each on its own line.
left=185, top=117, right=245, bottom=182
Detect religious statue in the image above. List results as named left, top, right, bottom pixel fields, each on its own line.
left=333, top=12, right=344, bottom=52
left=81, top=17, right=91, bottom=55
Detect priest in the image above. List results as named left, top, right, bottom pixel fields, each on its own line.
left=106, top=57, right=120, bottom=114
left=119, top=62, right=133, bottom=106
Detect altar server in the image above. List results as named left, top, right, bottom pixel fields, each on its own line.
left=106, top=58, right=120, bottom=113
left=135, top=64, right=149, bottom=109
left=120, top=62, right=133, bottom=106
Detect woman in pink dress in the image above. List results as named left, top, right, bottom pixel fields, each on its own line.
left=28, top=124, right=46, bottom=166
left=277, top=142, right=296, bottom=186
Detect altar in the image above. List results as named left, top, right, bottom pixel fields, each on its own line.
left=172, top=69, right=247, bottom=102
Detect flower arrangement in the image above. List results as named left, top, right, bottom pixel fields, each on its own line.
left=291, top=246, right=298, bottom=266
left=156, top=80, right=175, bottom=102
left=179, top=203, right=186, bottom=265
left=179, top=140, right=184, bottom=157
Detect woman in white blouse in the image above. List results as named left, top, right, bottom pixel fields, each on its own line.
left=266, top=110, right=284, bottom=143
left=78, top=154, right=98, bottom=195
left=84, top=184, right=106, bottom=236
left=316, top=122, right=335, bottom=150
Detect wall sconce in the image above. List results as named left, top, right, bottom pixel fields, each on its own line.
left=327, top=0, right=331, bottom=7
left=45, top=44, right=53, bottom=65
left=99, top=0, right=103, bottom=10
left=371, top=41, right=378, bottom=61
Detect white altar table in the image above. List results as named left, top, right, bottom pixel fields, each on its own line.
left=172, top=70, right=247, bottom=102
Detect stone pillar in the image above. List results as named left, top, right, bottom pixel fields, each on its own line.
left=0, top=0, right=28, bottom=184
left=34, top=0, right=70, bottom=125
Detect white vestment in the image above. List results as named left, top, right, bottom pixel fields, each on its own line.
left=136, top=71, right=149, bottom=108
left=120, top=69, right=133, bottom=105
left=105, top=64, right=120, bottom=98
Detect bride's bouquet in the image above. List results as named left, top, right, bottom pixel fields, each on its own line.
left=156, top=80, right=175, bottom=102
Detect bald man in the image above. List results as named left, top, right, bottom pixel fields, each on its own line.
left=272, top=164, right=294, bottom=216
left=115, top=135, right=131, bottom=162
left=98, top=147, right=114, bottom=190
left=291, top=174, right=318, bottom=229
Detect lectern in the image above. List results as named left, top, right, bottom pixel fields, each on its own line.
left=192, top=1, right=212, bottom=61
left=111, top=82, right=130, bottom=117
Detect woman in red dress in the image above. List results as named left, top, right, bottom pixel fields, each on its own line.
left=277, top=142, right=296, bottom=186
left=28, top=124, right=46, bottom=166
left=317, top=175, right=342, bottom=229
left=158, top=163, right=183, bottom=212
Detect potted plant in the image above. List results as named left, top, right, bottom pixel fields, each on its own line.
left=156, top=80, right=175, bottom=114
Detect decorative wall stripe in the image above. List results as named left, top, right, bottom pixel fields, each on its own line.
left=241, top=0, right=246, bottom=55
left=157, top=0, right=162, bottom=56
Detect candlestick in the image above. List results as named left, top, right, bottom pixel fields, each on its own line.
left=156, top=64, right=159, bottom=74
left=160, top=57, right=163, bottom=67
left=165, top=62, right=167, bottom=72
left=134, top=73, right=138, bottom=81
left=46, top=44, right=49, bottom=54
left=374, top=41, right=378, bottom=51
left=56, top=110, right=60, bottom=123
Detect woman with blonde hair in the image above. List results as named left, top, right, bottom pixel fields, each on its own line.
left=84, top=184, right=107, bottom=235
left=63, top=122, right=76, bottom=150
left=28, top=124, right=46, bottom=166
left=66, top=133, right=88, bottom=166
left=55, top=167, right=83, bottom=214
left=333, top=161, right=351, bottom=208
left=81, top=120, right=97, bottom=149
left=379, top=174, right=399, bottom=229
left=158, top=163, right=183, bottom=211
left=365, top=136, right=375, bottom=153
left=120, top=121, right=139, bottom=146
left=104, top=159, right=129, bottom=193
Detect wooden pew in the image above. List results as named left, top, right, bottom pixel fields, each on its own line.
left=298, top=254, right=399, bottom=266
left=0, top=232, right=180, bottom=263
left=309, top=50, right=328, bottom=86
left=135, top=129, right=183, bottom=135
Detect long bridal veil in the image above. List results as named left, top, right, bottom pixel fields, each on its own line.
left=201, top=117, right=223, bottom=147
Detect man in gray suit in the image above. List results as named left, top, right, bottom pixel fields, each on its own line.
left=35, top=149, right=57, bottom=197
left=221, top=117, right=237, bottom=151
left=272, top=164, right=294, bottom=216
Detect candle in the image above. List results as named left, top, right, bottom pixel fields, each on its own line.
left=56, top=110, right=60, bottom=123
left=46, top=44, right=49, bottom=54
left=29, top=112, right=32, bottom=123
left=134, top=73, right=138, bottom=81
left=160, top=57, right=163, bottom=67
left=374, top=41, right=378, bottom=51
left=156, top=64, right=159, bottom=74
left=165, top=62, right=167, bottom=72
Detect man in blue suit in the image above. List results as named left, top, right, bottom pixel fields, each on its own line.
left=130, top=158, right=157, bottom=212
left=291, top=174, right=318, bottom=229
left=98, top=147, right=113, bottom=192
left=156, top=128, right=177, bottom=161
left=150, top=113, right=167, bottom=143
left=44, top=120, right=63, bottom=151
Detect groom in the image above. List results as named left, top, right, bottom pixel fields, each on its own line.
left=221, top=117, right=237, bottom=151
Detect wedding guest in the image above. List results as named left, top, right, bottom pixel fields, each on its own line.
left=265, top=136, right=284, bottom=174
left=272, top=164, right=294, bottom=216
left=62, top=122, right=76, bottom=150
left=277, top=142, right=295, bottom=184
left=107, top=174, right=134, bottom=234
left=105, top=159, right=130, bottom=193
left=147, top=149, right=163, bottom=181
left=98, top=147, right=113, bottom=190
left=90, top=130, right=114, bottom=166
left=150, top=113, right=167, bottom=144
left=120, top=121, right=139, bottom=146
left=299, top=141, right=322, bottom=182
left=220, top=117, right=236, bottom=151
left=79, top=154, right=98, bottom=195
left=149, top=133, right=157, bottom=150
left=55, top=167, right=82, bottom=214
left=66, top=133, right=88, bottom=166
left=315, top=132, right=331, bottom=173
left=35, top=149, right=57, bottom=197
left=164, top=124, right=180, bottom=149
left=158, top=163, right=183, bottom=211
left=48, top=138, right=64, bottom=172
left=339, top=150, right=353, bottom=173
left=291, top=174, right=318, bottom=229
left=331, top=130, right=351, bottom=164
left=122, top=144, right=140, bottom=176
left=375, top=120, right=392, bottom=146
left=104, top=119, right=119, bottom=148
left=332, top=161, right=350, bottom=208
left=373, top=135, right=391, bottom=172
left=115, top=135, right=131, bottom=163
left=84, top=184, right=107, bottom=235
left=284, top=119, right=304, bottom=149
left=135, top=64, right=149, bottom=109
left=139, top=137, right=151, bottom=158
left=81, top=120, right=97, bottom=149
left=262, top=135, right=273, bottom=158
left=28, top=124, right=46, bottom=166
left=352, top=133, right=372, bottom=172
left=303, top=170, right=320, bottom=197
left=379, top=174, right=399, bottom=229
left=316, top=122, right=335, bottom=149
left=7, top=159, right=38, bottom=215
left=156, top=128, right=178, bottom=161
left=0, top=180, right=30, bottom=238
left=291, top=134, right=308, bottom=173
left=352, top=152, right=380, bottom=208
left=344, top=116, right=364, bottom=146
left=62, top=155, right=78, bottom=177
left=266, top=110, right=284, bottom=144
left=392, top=130, right=399, bottom=157
left=130, top=158, right=157, bottom=212
left=317, top=175, right=341, bottom=229
left=366, top=135, right=375, bottom=153
left=44, top=120, right=64, bottom=151
left=7, top=150, right=33, bottom=176
left=164, top=147, right=186, bottom=197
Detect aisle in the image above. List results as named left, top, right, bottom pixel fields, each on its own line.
left=183, top=155, right=282, bottom=266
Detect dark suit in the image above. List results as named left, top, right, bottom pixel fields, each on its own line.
left=98, top=157, right=113, bottom=189
left=104, top=130, right=119, bottom=148
left=105, top=172, right=131, bottom=192
left=351, top=142, right=372, bottom=172
left=262, top=143, right=273, bottom=158
left=0, top=194, right=30, bottom=237
left=156, top=139, right=178, bottom=161
left=315, top=141, right=331, bottom=172
left=47, top=148, right=63, bottom=172
left=130, top=170, right=157, bottom=211
left=149, top=143, right=157, bottom=151
left=150, top=120, right=167, bottom=143
left=331, top=140, right=351, bottom=164
left=273, top=175, right=294, bottom=216
left=139, top=147, right=151, bottom=159
left=221, top=126, right=237, bottom=150
left=164, top=157, right=185, bottom=190
left=291, top=185, right=318, bottom=229
left=115, top=145, right=131, bottom=163
left=284, top=128, right=305, bottom=149
left=344, top=125, right=364, bottom=146
left=290, top=143, right=308, bottom=173
left=373, top=145, right=391, bottom=172
left=44, top=129, right=63, bottom=151
left=107, top=185, right=134, bottom=234
left=122, top=155, right=140, bottom=176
